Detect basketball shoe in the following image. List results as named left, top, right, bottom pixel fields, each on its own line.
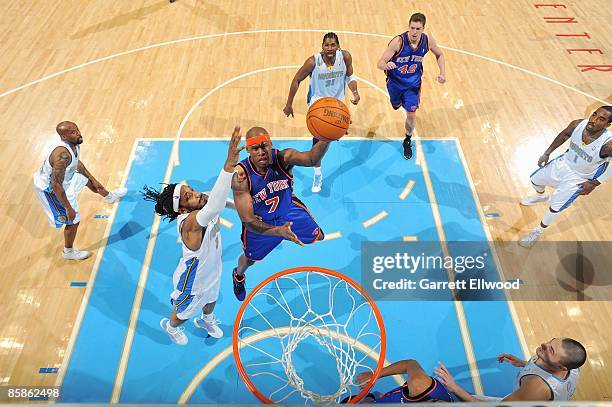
left=193, top=313, right=223, bottom=339
left=160, top=318, right=188, bottom=345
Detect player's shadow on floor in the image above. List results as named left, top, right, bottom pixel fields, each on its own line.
left=300, top=131, right=392, bottom=198
left=70, top=1, right=170, bottom=39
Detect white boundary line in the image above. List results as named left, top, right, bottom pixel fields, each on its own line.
left=52, top=139, right=140, bottom=392
left=170, top=65, right=300, bottom=165
left=0, top=29, right=607, bottom=104
left=454, top=142, right=531, bottom=360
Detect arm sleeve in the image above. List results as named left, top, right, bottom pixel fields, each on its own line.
left=195, top=169, right=233, bottom=227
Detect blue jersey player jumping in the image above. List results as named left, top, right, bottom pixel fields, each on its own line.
left=344, top=359, right=454, bottom=403
left=230, top=126, right=330, bottom=300
left=377, top=13, right=446, bottom=160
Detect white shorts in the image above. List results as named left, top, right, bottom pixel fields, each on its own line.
left=170, top=259, right=222, bottom=320
left=529, top=156, right=586, bottom=212
left=33, top=173, right=89, bottom=228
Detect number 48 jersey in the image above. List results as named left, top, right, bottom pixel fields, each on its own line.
left=237, top=149, right=294, bottom=222
left=386, top=32, right=429, bottom=89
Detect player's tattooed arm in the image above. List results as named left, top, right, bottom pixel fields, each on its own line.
left=231, top=166, right=303, bottom=244
left=538, top=119, right=582, bottom=167
left=279, top=142, right=330, bottom=169
left=50, top=147, right=75, bottom=212
left=600, top=140, right=612, bottom=159
left=76, top=160, right=93, bottom=179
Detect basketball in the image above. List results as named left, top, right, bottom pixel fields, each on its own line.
left=306, top=97, right=351, bottom=141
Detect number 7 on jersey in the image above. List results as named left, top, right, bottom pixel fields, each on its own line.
left=265, top=196, right=279, bottom=213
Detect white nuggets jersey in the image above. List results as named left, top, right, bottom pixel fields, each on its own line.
left=171, top=213, right=223, bottom=314
left=33, top=138, right=80, bottom=191
left=563, top=119, right=611, bottom=179
left=308, top=49, right=346, bottom=106
left=514, top=357, right=579, bottom=400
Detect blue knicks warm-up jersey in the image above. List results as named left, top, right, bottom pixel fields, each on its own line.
left=237, top=149, right=294, bottom=222
left=386, top=32, right=429, bottom=89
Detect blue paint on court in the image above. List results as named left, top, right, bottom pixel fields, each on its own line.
left=60, top=139, right=524, bottom=403
left=60, top=140, right=173, bottom=402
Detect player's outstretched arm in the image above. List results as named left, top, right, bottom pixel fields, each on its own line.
left=377, top=36, right=401, bottom=71
left=284, top=56, right=316, bottom=117
left=502, top=375, right=552, bottom=401
left=278, top=141, right=330, bottom=169
left=538, top=119, right=582, bottom=167
left=183, top=126, right=243, bottom=235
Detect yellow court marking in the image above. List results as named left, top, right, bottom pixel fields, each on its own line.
left=398, top=180, right=415, bottom=200
left=362, top=211, right=388, bottom=228
left=402, top=236, right=418, bottom=242
left=324, top=231, right=342, bottom=240
left=219, top=217, right=233, bottom=229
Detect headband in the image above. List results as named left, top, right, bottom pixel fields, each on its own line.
left=172, top=183, right=183, bottom=213
left=246, top=134, right=271, bottom=146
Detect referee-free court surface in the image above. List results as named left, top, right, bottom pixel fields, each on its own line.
left=59, top=138, right=524, bottom=403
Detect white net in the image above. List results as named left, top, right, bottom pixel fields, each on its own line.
left=234, top=269, right=385, bottom=404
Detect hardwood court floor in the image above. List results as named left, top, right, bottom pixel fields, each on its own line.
left=0, top=0, right=610, bottom=400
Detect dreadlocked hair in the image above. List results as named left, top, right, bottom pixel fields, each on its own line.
left=323, top=32, right=339, bottom=46
left=141, top=183, right=180, bottom=222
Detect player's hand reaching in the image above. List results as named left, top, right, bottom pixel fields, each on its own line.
left=497, top=353, right=526, bottom=367
left=356, top=372, right=373, bottom=388
left=283, top=105, right=294, bottom=118
left=437, top=74, right=446, bottom=84
left=537, top=153, right=550, bottom=167
left=274, top=221, right=303, bottom=245
left=433, top=362, right=460, bottom=394
left=384, top=61, right=397, bottom=70
left=224, top=126, right=245, bottom=172
left=350, top=92, right=360, bottom=105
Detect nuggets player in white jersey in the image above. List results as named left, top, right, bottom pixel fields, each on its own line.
left=283, top=32, right=360, bottom=193
left=519, top=106, right=612, bottom=247
left=142, top=127, right=242, bottom=345
left=33, top=121, right=127, bottom=260
left=435, top=337, right=586, bottom=401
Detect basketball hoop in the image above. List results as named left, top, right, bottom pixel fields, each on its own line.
left=233, top=267, right=386, bottom=404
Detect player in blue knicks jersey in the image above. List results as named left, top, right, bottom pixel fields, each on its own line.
left=343, top=359, right=454, bottom=403
left=284, top=32, right=360, bottom=193
left=377, top=13, right=446, bottom=160
left=230, top=126, right=330, bottom=300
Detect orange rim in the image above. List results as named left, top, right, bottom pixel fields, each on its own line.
left=232, top=266, right=386, bottom=404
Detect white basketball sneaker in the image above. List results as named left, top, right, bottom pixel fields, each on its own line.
left=312, top=173, right=323, bottom=193
left=518, top=228, right=544, bottom=248
left=62, top=248, right=92, bottom=260
left=160, top=318, right=188, bottom=345
left=520, top=193, right=549, bottom=206
left=193, top=314, right=223, bottom=339
left=104, top=187, right=128, bottom=204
